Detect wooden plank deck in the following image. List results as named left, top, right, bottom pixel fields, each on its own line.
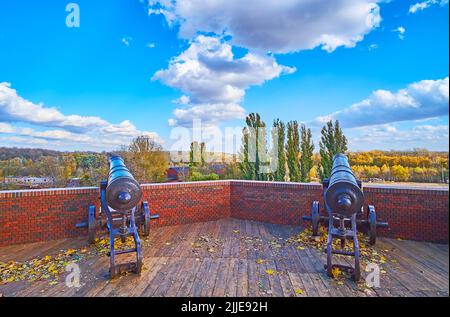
left=0, top=218, right=448, bottom=297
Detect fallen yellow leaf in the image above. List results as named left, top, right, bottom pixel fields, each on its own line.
left=331, top=267, right=342, bottom=278
left=65, top=249, right=76, bottom=256
left=265, top=269, right=275, bottom=275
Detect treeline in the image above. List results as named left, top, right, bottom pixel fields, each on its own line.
left=0, top=147, right=64, bottom=161
left=0, top=153, right=108, bottom=187
left=0, top=136, right=170, bottom=189
left=348, top=151, right=448, bottom=183
left=0, top=118, right=448, bottom=188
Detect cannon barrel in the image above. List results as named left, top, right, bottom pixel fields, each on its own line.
left=324, top=153, right=364, bottom=217
left=105, top=155, right=142, bottom=212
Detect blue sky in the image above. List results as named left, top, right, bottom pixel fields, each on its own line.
left=0, top=0, right=448, bottom=152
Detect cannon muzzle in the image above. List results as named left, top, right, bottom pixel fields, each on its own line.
left=324, top=153, right=364, bottom=217
left=105, top=155, right=142, bottom=212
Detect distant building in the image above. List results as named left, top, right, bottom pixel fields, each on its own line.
left=4, top=176, right=55, bottom=188
left=210, top=164, right=226, bottom=176
left=67, top=178, right=81, bottom=187
left=167, top=166, right=190, bottom=182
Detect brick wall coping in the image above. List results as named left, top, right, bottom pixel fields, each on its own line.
left=141, top=180, right=231, bottom=189
left=0, top=180, right=447, bottom=198
left=229, top=180, right=322, bottom=188
left=363, top=183, right=449, bottom=194
left=0, top=186, right=98, bottom=198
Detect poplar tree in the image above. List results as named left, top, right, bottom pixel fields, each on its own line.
left=300, top=124, right=314, bottom=182
left=271, top=119, right=286, bottom=181
left=189, top=141, right=200, bottom=167
left=200, top=142, right=206, bottom=167
left=286, top=120, right=300, bottom=182
left=318, top=120, right=348, bottom=181
left=239, top=113, right=269, bottom=180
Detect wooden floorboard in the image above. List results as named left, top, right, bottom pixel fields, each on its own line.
left=0, top=218, right=448, bottom=297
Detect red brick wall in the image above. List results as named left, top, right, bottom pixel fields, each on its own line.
left=230, top=181, right=323, bottom=225
left=141, top=181, right=230, bottom=227
left=0, top=182, right=231, bottom=247
left=230, top=181, right=449, bottom=244
left=0, top=181, right=448, bottom=246
left=0, top=187, right=98, bottom=247
left=363, top=185, right=449, bottom=243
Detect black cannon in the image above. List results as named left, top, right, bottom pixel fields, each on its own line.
left=76, top=155, right=159, bottom=278
left=302, top=153, right=388, bottom=281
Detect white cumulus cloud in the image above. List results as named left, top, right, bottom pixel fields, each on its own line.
left=148, top=1, right=382, bottom=128
left=349, top=124, right=449, bottom=150
left=0, top=122, right=14, bottom=133
left=152, top=35, right=295, bottom=126
left=0, top=82, right=107, bottom=133
left=409, top=0, right=449, bottom=14
left=148, top=0, right=382, bottom=54
left=313, top=77, right=449, bottom=128
left=394, top=26, right=406, bottom=40
left=0, top=82, right=162, bottom=150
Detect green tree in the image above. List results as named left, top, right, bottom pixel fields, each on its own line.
left=271, top=119, right=286, bottom=181
left=239, top=113, right=269, bottom=180
left=189, top=141, right=201, bottom=167
left=300, top=125, right=314, bottom=182
left=286, top=120, right=300, bottom=182
left=189, top=171, right=220, bottom=181
left=318, top=120, right=348, bottom=181
left=200, top=142, right=206, bottom=167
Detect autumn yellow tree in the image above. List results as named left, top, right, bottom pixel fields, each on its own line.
left=125, top=135, right=169, bottom=183
left=390, top=165, right=409, bottom=182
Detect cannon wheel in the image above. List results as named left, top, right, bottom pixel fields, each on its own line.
left=311, top=201, right=320, bottom=236
left=141, top=201, right=151, bottom=237
left=87, top=205, right=96, bottom=244
left=367, top=205, right=377, bottom=245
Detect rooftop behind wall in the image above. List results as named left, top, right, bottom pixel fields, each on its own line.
left=0, top=180, right=448, bottom=247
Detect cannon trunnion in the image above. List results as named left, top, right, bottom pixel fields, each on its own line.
left=302, top=153, right=389, bottom=281
left=76, top=155, right=159, bottom=278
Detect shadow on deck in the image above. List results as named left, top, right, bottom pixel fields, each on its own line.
left=0, top=218, right=448, bottom=297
